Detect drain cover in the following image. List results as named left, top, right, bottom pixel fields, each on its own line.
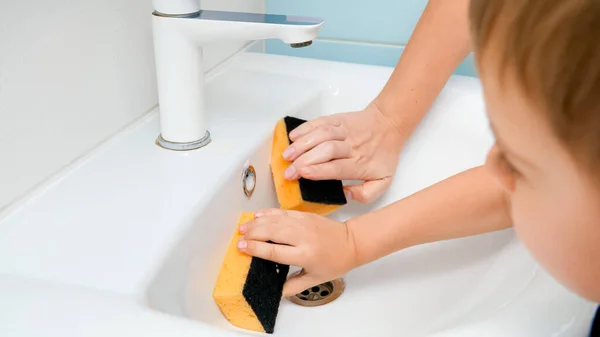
left=286, top=275, right=345, bottom=307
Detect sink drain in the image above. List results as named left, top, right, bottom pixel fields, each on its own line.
left=286, top=273, right=345, bottom=307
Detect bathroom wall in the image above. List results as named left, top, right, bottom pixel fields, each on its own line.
left=265, top=0, right=477, bottom=77
left=0, top=0, right=264, bottom=212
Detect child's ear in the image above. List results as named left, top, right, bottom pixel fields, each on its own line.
left=485, top=144, right=517, bottom=193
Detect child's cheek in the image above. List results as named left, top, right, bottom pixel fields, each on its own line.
left=509, top=186, right=567, bottom=274
left=510, top=182, right=600, bottom=301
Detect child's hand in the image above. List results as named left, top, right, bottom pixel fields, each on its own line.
left=237, top=209, right=358, bottom=297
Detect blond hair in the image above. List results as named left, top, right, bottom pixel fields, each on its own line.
left=470, top=0, right=600, bottom=167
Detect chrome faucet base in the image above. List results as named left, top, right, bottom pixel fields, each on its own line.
left=152, top=10, right=201, bottom=18
left=156, top=131, right=211, bottom=151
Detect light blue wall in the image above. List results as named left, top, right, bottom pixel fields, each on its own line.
left=265, top=0, right=477, bottom=77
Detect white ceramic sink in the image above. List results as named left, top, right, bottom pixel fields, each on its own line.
left=0, top=51, right=596, bottom=337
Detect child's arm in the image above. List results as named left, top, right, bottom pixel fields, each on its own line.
left=347, top=166, right=513, bottom=267
left=238, top=165, right=512, bottom=296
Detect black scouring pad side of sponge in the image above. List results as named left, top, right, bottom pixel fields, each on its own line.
left=283, top=116, right=347, bottom=205
left=242, top=256, right=290, bottom=334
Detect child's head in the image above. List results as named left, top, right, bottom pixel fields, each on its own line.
left=470, top=0, right=600, bottom=302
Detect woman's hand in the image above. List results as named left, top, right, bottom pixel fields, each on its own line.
left=282, top=101, right=405, bottom=204
left=237, top=209, right=358, bottom=297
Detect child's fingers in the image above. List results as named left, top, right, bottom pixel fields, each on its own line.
left=282, top=272, right=320, bottom=297
left=254, top=208, right=306, bottom=219
left=242, top=219, right=299, bottom=246
left=255, top=208, right=286, bottom=217
left=238, top=240, right=300, bottom=266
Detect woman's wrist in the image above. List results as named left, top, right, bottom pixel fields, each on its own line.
left=371, top=87, right=429, bottom=145
left=367, top=96, right=411, bottom=147
left=371, top=0, right=472, bottom=145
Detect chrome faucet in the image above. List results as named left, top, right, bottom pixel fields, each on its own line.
left=151, top=0, right=324, bottom=151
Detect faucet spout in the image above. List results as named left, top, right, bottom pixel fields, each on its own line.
left=151, top=9, right=324, bottom=151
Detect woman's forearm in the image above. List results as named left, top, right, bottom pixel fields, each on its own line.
left=347, top=166, right=512, bottom=267
left=375, top=0, right=472, bottom=140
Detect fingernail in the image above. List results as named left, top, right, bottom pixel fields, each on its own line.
left=282, top=146, right=295, bottom=160
left=255, top=211, right=265, bottom=217
left=345, top=190, right=352, bottom=201
left=237, top=240, right=247, bottom=249
left=239, top=224, right=247, bottom=233
left=284, top=166, right=297, bottom=180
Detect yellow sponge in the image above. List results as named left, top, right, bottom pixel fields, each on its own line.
left=270, top=116, right=347, bottom=215
left=213, top=212, right=289, bottom=334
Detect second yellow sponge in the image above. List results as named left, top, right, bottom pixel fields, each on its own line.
left=213, top=212, right=289, bottom=334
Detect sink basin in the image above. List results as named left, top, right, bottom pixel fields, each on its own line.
left=0, top=50, right=596, bottom=337
left=145, top=53, right=597, bottom=336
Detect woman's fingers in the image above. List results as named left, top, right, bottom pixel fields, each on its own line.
left=285, top=141, right=352, bottom=180
left=284, top=124, right=346, bottom=161
left=238, top=240, right=300, bottom=266
left=288, top=116, right=342, bottom=141
left=297, top=158, right=360, bottom=181
left=343, top=178, right=393, bottom=203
